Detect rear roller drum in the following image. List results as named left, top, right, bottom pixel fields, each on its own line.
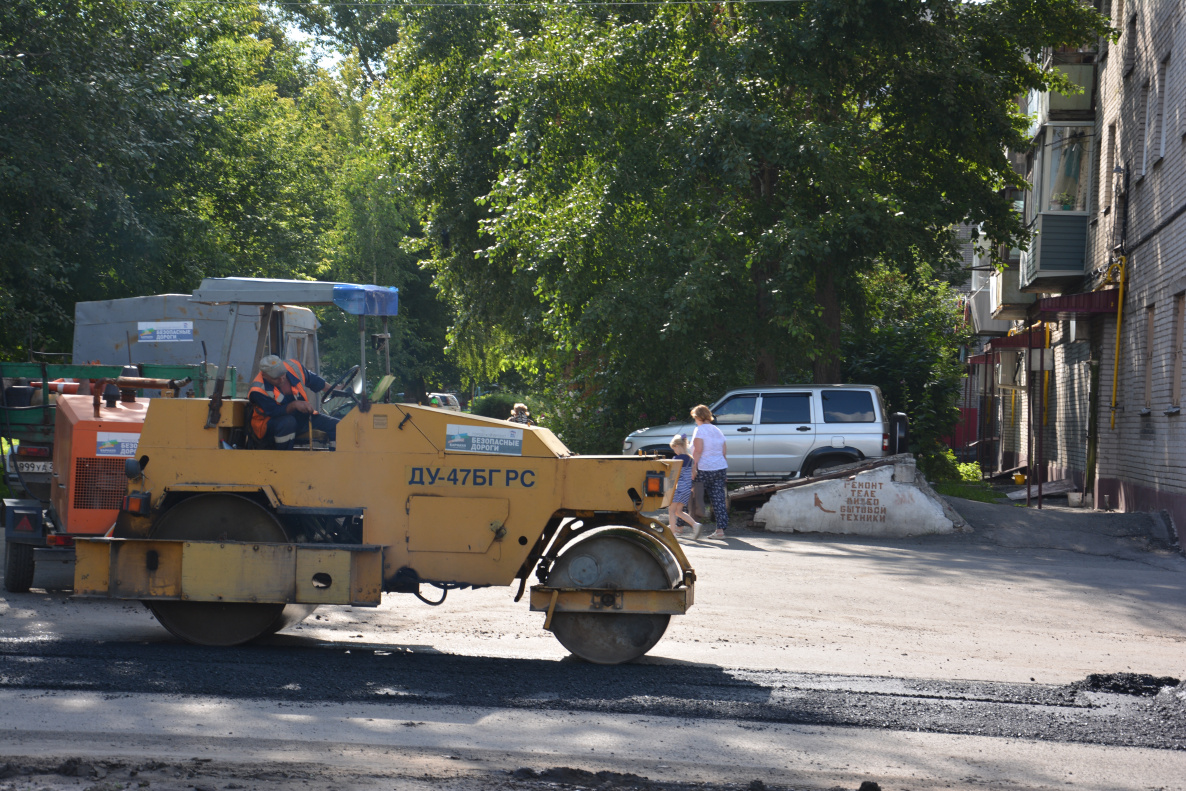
left=147, top=493, right=315, bottom=646
left=547, top=532, right=674, bottom=665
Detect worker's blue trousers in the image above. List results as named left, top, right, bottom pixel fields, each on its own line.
left=266, top=413, right=338, bottom=450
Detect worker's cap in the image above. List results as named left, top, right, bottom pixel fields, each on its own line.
left=259, top=355, right=286, bottom=378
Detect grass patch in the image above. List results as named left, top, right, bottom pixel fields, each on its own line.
left=932, top=481, right=1007, bottom=504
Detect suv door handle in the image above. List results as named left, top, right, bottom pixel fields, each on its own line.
left=796, top=426, right=811, bottom=432
left=735, top=427, right=752, bottom=432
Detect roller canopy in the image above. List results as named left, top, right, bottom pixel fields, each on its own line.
left=190, top=277, right=399, bottom=316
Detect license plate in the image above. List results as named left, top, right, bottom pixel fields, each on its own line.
left=15, top=460, right=52, bottom=474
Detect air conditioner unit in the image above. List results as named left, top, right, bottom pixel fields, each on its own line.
left=997, top=350, right=1028, bottom=388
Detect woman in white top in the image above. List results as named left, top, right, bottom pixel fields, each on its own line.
left=690, top=404, right=729, bottom=539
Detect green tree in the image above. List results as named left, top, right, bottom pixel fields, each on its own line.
left=383, top=0, right=1107, bottom=451
left=282, top=0, right=400, bottom=84
left=842, top=265, right=972, bottom=460
left=0, top=0, right=214, bottom=357
left=0, top=0, right=340, bottom=360
left=309, top=57, right=458, bottom=399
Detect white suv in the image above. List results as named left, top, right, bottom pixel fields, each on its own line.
left=621, top=385, right=907, bottom=480
left=429, top=392, right=462, bottom=411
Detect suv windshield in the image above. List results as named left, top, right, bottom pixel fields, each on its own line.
left=822, top=390, right=876, bottom=423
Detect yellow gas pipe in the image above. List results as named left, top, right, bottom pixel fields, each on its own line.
left=1044, top=324, right=1051, bottom=425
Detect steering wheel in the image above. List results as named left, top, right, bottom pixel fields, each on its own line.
left=320, top=365, right=361, bottom=417
left=323, top=365, right=360, bottom=399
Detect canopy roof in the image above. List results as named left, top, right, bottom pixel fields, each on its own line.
left=1031, top=289, right=1119, bottom=319
left=189, top=277, right=399, bottom=316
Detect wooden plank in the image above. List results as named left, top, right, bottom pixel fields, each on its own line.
left=1005, top=479, right=1076, bottom=500
left=728, top=456, right=904, bottom=503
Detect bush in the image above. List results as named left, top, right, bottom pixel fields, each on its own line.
left=470, top=392, right=545, bottom=422
left=919, top=451, right=984, bottom=483
left=470, top=392, right=520, bottom=419
left=918, top=448, right=960, bottom=482
left=956, top=461, right=982, bottom=482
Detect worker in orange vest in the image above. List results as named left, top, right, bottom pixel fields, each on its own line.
left=248, top=355, right=339, bottom=450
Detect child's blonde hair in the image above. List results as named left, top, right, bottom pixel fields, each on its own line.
left=669, top=434, right=688, bottom=454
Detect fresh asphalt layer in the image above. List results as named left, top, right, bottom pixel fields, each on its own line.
left=1, top=495, right=1185, bottom=789
left=0, top=638, right=1183, bottom=749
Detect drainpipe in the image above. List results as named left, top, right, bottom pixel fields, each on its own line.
left=1038, top=340, right=1045, bottom=509
left=1027, top=324, right=1033, bottom=507
left=1085, top=350, right=1101, bottom=500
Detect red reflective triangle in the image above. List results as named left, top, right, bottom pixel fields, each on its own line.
left=15, top=515, right=33, bottom=532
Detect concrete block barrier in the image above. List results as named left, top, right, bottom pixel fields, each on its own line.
left=754, top=458, right=971, bottom=537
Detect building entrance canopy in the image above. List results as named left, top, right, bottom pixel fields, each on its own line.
left=1030, top=290, right=1119, bottom=320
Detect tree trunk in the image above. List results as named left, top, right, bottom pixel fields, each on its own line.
left=754, top=349, right=779, bottom=385
left=812, top=269, right=842, bottom=383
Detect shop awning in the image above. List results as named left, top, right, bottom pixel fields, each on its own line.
left=1031, top=289, right=1119, bottom=319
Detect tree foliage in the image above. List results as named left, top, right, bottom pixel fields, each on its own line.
left=1, top=0, right=214, bottom=356
left=381, top=0, right=1108, bottom=451
left=0, top=0, right=334, bottom=357
left=0, top=0, right=452, bottom=400
left=842, top=265, right=972, bottom=459
left=2, top=0, right=1111, bottom=457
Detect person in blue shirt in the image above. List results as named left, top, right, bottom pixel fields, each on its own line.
left=248, top=355, right=339, bottom=450
left=667, top=434, right=701, bottom=537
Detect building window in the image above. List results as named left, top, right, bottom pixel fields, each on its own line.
left=1141, top=81, right=1152, bottom=175
left=1153, top=56, right=1169, bottom=162
left=1104, top=122, right=1117, bottom=207
left=1124, top=15, right=1137, bottom=77
left=1043, top=126, right=1093, bottom=212
left=1174, top=295, right=1186, bottom=408
left=1145, top=304, right=1155, bottom=409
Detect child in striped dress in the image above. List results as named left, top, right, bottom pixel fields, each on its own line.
left=668, top=435, right=701, bottom=538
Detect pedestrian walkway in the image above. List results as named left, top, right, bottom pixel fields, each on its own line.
left=944, top=497, right=1184, bottom=568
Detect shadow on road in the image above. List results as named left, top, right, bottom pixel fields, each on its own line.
left=716, top=496, right=1186, bottom=636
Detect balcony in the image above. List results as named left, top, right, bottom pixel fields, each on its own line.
left=1020, top=212, right=1090, bottom=293
left=970, top=286, right=1012, bottom=335
left=1017, top=122, right=1092, bottom=294
left=1023, top=53, right=1096, bottom=139
left=967, top=243, right=1011, bottom=336
left=990, top=264, right=1036, bottom=320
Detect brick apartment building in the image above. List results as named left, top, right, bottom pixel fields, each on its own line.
left=963, top=0, right=1186, bottom=529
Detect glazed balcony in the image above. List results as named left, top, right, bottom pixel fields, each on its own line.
left=990, top=263, right=1036, bottom=320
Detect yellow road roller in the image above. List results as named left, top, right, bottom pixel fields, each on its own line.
left=72, top=278, right=694, bottom=664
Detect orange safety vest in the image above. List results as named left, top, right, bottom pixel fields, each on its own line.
left=249, top=359, right=312, bottom=439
